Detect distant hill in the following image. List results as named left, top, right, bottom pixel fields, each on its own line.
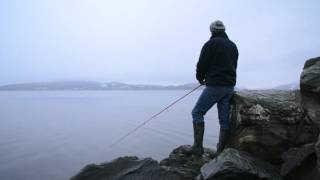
left=0, top=81, right=301, bottom=91
left=272, top=81, right=299, bottom=90
left=0, top=81, right=201, bottom=91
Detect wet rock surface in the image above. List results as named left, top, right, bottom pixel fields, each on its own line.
left=199, top=148, right=283, bottom=180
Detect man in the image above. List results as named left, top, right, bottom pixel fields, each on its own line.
left=190, top=20, right=238, bottom=156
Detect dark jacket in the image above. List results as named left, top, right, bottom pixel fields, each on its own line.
left=196, top=32, right=238, bottom=86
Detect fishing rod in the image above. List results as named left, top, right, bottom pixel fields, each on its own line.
left=109, top=84, right=203, bottom=148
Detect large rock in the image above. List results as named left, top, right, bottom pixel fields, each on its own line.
left=227, top=90, right=318, bottom=164
left=160, top=145, right=215, bottom=180
left=300, top=90, right=320, bottom=129
left=300, top=57, right=320, bottom=177
left=316, top=135, right=320, bottom=171
left=300, top=57, right=320, bottom=129
left=280, top=143, right=319, bottom=179
left=199, top=148, right=283, bottom=180
left=70, top=156, right=183, bottom=180
left=300, top=57, right=320, bottom=94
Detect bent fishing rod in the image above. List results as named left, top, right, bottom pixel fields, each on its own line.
left=109, top=84, right=203, bottom=148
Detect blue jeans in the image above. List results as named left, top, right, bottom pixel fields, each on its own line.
left=192, top=85, right=234, bottom=130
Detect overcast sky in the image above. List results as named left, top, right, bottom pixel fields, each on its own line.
left=1, top=0, right=319, bottom=88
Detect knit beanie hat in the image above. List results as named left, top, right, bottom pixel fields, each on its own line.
left=210, top=20, right=225, bottom=33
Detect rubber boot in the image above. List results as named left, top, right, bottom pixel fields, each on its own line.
left=191, top=122, right=205, bottom=156
left=216, top=128, right=230, bottom=154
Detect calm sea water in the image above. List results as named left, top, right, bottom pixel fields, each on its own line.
left=0, top=90, right=220, bottom=180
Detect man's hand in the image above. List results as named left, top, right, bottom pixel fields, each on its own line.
left=198, top=79, right=205, bottom=85
left=196, top=73, right=205, bottom=85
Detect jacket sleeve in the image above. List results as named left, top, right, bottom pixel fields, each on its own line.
left=196, top=43, right=210, bottom=82
left=234, top=45, right=239, bottom=69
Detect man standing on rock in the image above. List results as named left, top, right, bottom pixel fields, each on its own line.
left=190, top=20, right=238, bottom=156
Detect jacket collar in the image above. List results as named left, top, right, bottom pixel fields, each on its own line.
left=210, top=32, right=229, bottom=40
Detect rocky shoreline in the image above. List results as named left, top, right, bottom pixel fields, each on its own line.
left=71, top=57, right=320, bottom=180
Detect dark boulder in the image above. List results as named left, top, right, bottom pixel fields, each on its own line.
left=160, top=145, right=215, bottom=180
left=280, top=143, right=319, bottom=179
left=70, top=156, right=183, bottom=180
left=299, top=57, right=320, bottom=174
left=199, top=148, right=283, bottom=180
left=300, top=57, right=320, bottom=94
left=316, top=135, right=320, bottom=173
left=300, top=57, right=320, bottom=130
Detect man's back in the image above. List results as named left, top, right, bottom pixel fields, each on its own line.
left=196, top=32, right=238, bottom=86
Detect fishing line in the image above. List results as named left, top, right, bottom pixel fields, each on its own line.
left=109, top=84, right=202, bottom=148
